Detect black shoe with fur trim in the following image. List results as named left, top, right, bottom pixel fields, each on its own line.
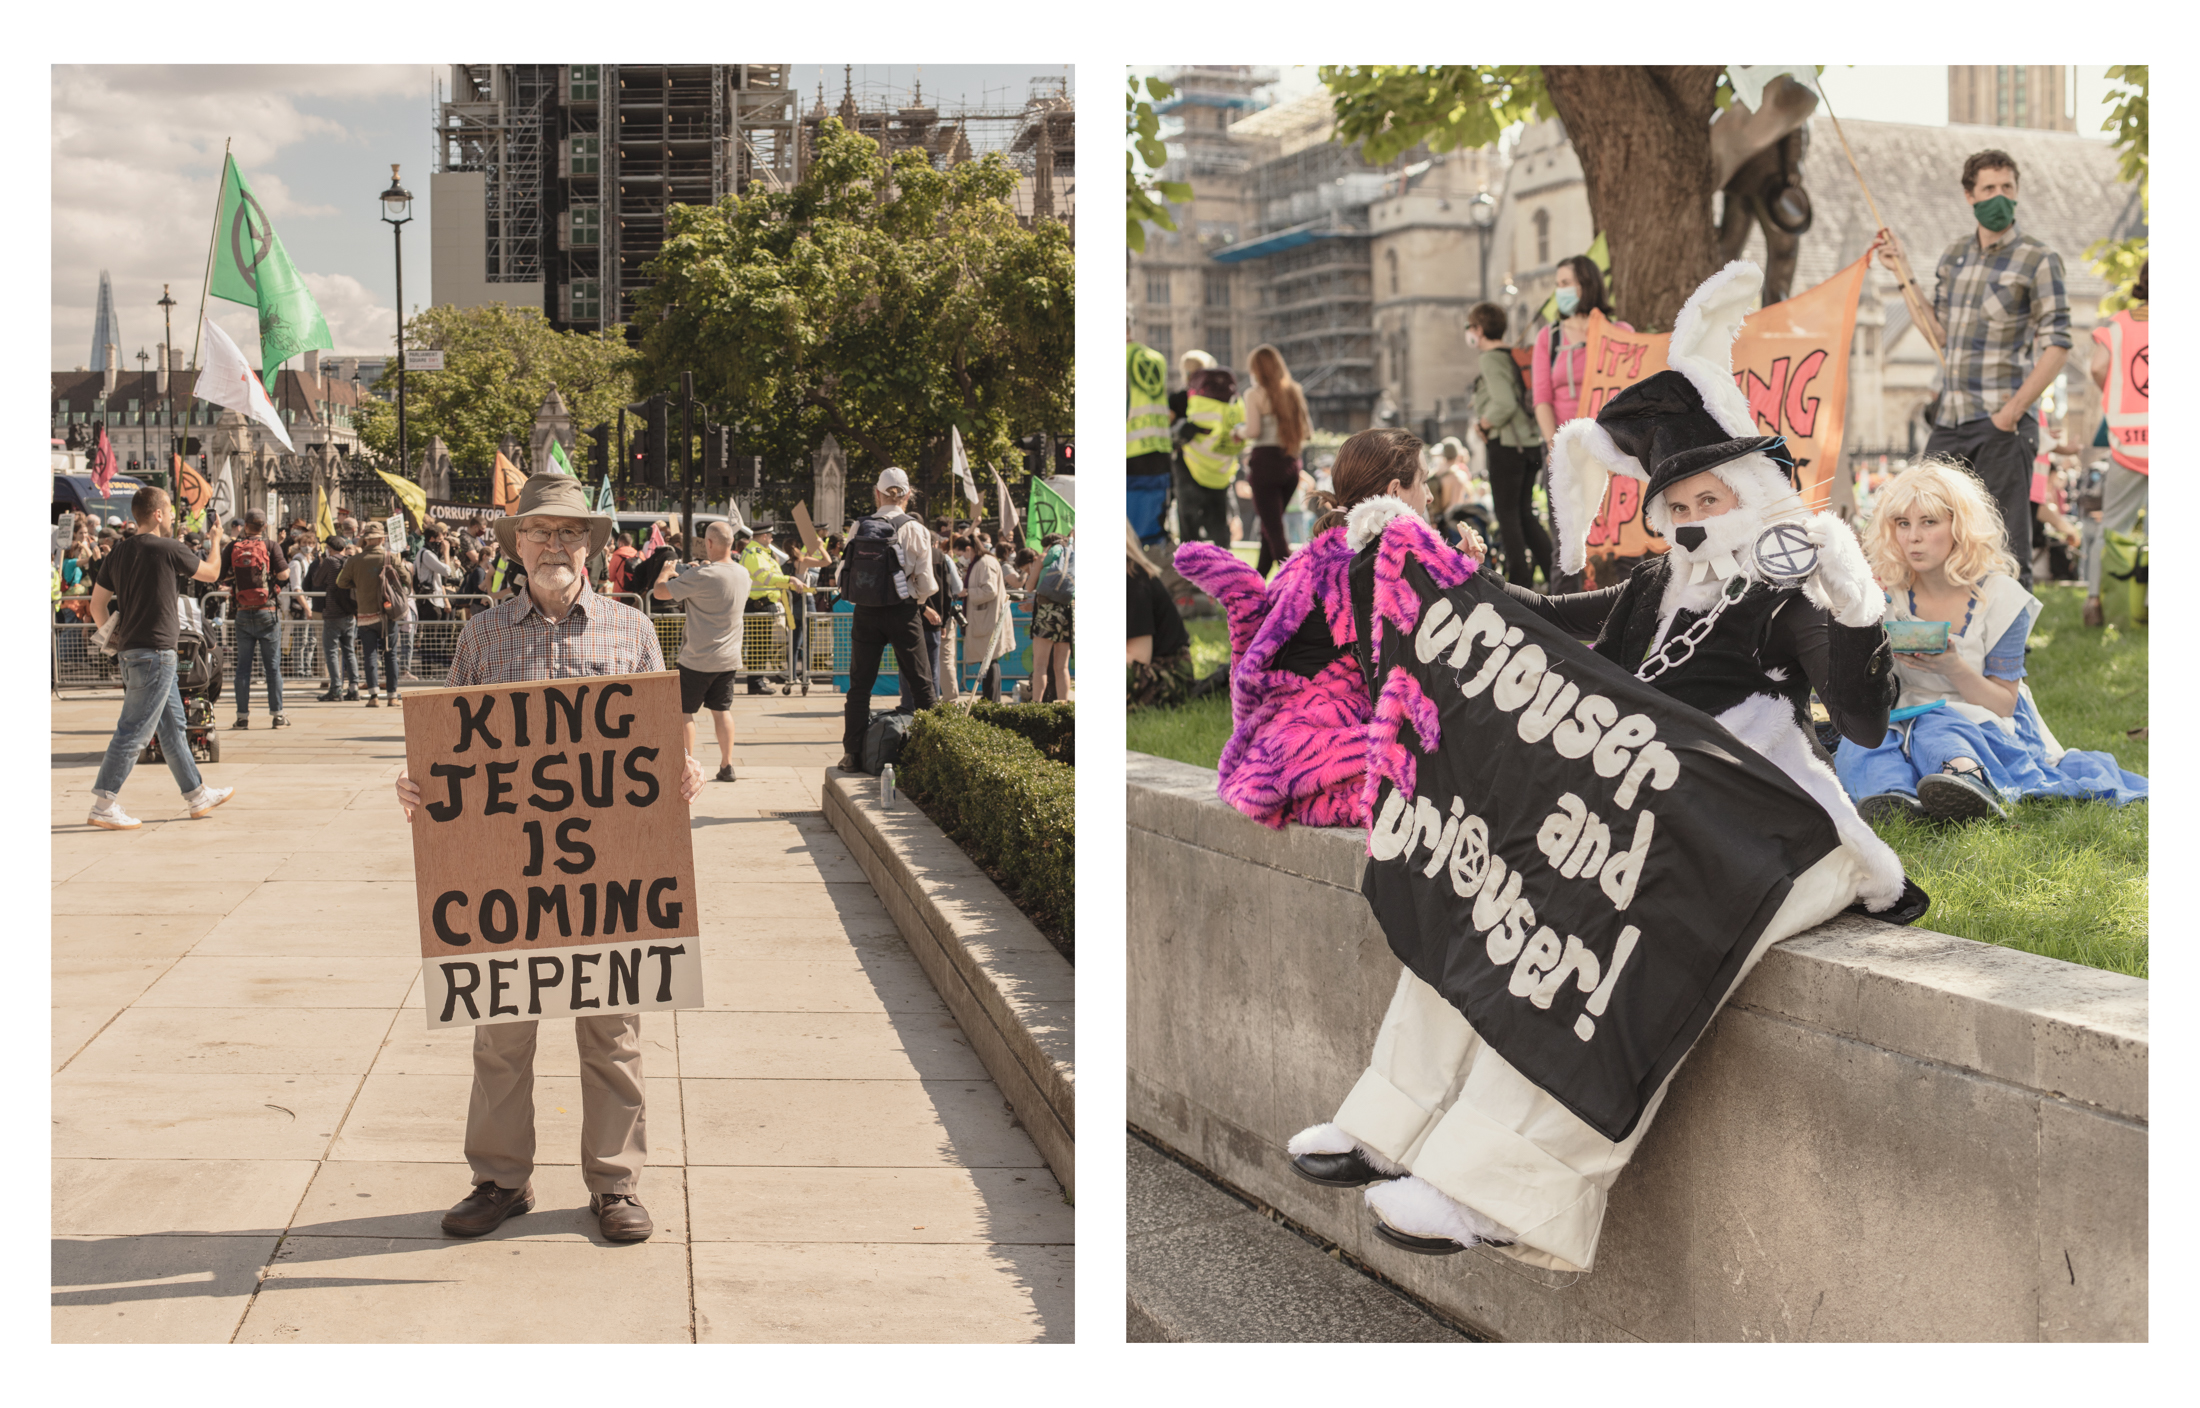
left=1285, top=1122, right=1404, bottom=1188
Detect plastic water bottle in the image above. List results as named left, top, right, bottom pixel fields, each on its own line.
left=880, top=764, right=896, bottom=808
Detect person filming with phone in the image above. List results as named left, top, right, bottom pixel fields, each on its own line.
left=1834, top=459, right=2145, bottom=823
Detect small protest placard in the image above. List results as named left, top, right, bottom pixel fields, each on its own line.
left=404, top=670, right=702, bottom=1030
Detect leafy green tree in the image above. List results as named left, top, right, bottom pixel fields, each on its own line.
left=2088, top=65, right=2147, bottom=313
left=355, top=302, right=638, bottom=474
left=1127, top=74, right=1194, bottom=254
left=631, top=118, right=1072, bottom=509
left=1323, top=66, right=1740, bottom=330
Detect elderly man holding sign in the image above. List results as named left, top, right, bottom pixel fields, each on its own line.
left=396, top=471, right=706, bottom=1243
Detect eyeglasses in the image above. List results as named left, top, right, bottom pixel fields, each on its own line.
left=516, top=527, right=591, bottom=547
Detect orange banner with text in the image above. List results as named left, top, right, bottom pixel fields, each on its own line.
left=1574, top=255, right=1869, bottom=585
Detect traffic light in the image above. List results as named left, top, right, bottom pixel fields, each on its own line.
left=1017, top=433, right=1044, bottom=477
left=624, top=395, right=667, bottom=486
left=583, top=422, right=610, bottom=478
left=702, top=424, right=725, bottom=487
left=1055, top=437, right=1073, bottom=472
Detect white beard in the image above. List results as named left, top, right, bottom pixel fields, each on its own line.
left=532, top=559, right=579, bottom=590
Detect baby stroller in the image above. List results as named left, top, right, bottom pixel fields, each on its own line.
left=142, top=597, right=226, bottom=766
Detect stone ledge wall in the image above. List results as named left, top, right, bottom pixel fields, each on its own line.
left=826, top=772, right=1075, bottom=1199
left=1127, top=751, right=2146, bottom=1342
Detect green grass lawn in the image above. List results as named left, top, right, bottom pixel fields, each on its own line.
left=1127, top=580, right=2147, bottom=976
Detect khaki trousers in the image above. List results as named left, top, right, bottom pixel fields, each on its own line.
left=1333, top=846, right=1866, bottom=1273
left=465, top=1014, right=646, bottom=1195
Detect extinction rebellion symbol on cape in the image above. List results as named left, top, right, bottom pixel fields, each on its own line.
left=1350, top=542, right=1839, bottom=1141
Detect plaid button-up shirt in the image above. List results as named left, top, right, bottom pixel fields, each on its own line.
left=447, top=581, right=665, bottom=687
left=1930, top=222, right=2071, bottom=428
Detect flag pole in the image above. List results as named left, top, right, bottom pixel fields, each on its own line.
left=189, top=139, right=231, bottom=374
left=1815, top=90, right=1944, bottom=366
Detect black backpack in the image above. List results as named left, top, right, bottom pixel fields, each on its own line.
left=859, top=709, right=913, bottom=776
left=840, top=510, right=908, bottom=608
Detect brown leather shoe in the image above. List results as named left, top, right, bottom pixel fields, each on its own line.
left=441, top=1180, right=533, bottom=1237
left=591, top=1192, right=653, bottom=1242
left=2083, top=598, right=2105, bottom=628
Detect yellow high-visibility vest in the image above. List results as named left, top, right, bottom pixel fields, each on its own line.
left=1126, top=342, right=1172, bottom=460
left=1181, top=394, right=1245, bottom=490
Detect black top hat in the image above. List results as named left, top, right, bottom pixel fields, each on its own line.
left=1596, top=369, right=1787, bottom=501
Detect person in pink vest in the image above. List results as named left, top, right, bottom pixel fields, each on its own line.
left=2083, top=260, right=2148, bottom=627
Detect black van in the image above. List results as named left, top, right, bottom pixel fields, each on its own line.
left=54, top=474, right=149, bottom=526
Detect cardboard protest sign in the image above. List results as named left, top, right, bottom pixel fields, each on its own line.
left=1572, top=255, right=1869, bottom=586
left=404, top=670, right=702, bottom=1030
left=791, top=501, right=824, bottom=559
left=1349, top=531, right=1839, bottom=1141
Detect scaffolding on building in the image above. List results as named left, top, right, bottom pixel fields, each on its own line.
left=440, top=65, right=1070, bottom=339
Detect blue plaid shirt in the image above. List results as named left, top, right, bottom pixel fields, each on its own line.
left=1930, top=222, right=2071, bottom=428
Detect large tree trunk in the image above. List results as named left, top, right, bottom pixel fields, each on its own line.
left=1542, top=66, right=1723, bottom=332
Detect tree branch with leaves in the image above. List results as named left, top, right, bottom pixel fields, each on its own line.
left=2088, top=65, right=2146, bottom=314
left=1324, top=65, right=1749, bottom=330
left=1127, top=75, right=1194, bottom=255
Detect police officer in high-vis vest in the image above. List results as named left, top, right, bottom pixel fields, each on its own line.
left=1127, top=329, right=1174, bottom=544
left=2084, top=259, right=2148, bottom=628
left=739, top=527, right=807, bottom=691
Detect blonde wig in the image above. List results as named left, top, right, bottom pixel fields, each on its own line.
left=1866, top=457, right=2020, bottom=592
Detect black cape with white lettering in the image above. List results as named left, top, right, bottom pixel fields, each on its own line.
left=1349, top=541, right=1839, bottom=1141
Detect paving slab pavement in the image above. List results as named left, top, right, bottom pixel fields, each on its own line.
left=52, top=686, right=1070, bottom=1343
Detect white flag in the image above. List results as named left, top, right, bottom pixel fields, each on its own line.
left=209, top=456, right=237, bottom=526
left=991, top=465, right=1020, bottom=544
left=197, top=314, right=296, bottom=453
left=950, top=426, right=981, bottom=507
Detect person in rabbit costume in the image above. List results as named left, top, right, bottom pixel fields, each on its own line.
left=1286, top=260, right=1926, bottom=1271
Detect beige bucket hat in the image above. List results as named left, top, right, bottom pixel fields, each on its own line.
left=491, top=471, right=616, bottom=557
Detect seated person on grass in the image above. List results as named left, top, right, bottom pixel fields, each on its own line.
left=1127, top=520, right=1193, bottom=711
left=1836, top=458, right=2147, bottom=823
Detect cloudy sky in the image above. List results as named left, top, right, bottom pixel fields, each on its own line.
left=52, top=65, right=439, bottom=373
left=50, top=63, right=1074, bottom=373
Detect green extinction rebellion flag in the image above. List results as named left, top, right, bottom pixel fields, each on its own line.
left=1026, top=476, right=1075, bottom=551
left=208, top=154, right=335, bottom=376
left=548, top=437, right=577, bottom=477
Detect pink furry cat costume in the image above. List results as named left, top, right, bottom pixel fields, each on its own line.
left=1174, top=505, right=1476, bottom=829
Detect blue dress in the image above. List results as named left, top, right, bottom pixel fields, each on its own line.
left=1834, top=574, right=2147, bottom=807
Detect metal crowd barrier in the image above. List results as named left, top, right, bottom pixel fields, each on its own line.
left=53, top=582, right=1055, bottom=699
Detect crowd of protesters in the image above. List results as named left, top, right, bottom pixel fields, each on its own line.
left=62, top=462, right=1071, bottom=820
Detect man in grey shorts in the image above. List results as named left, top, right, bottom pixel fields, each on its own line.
left=653, top=519, right=752, bottom=782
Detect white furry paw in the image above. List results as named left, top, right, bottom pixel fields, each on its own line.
left=1287, top=1123, right=1406, bottom=1175
left=1363, top=1175, right=1516, bottom=1246
left=1798, top=512, right=1883, bottom=627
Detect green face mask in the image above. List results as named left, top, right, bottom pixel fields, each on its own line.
left=1972, top=194, right=2016, bottom=233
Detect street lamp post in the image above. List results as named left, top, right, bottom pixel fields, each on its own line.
left=380, top=164, right=414, bottom=480
left=135, top=347, right=152, bottom=477
left=158, top=283, right=178, bottom=474
left=1470, top=190, right=1497, bottom=302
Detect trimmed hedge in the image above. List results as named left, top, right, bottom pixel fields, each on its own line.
left=965, top=701, right=1076, bottom=765
left=898, top=704, right=1075, bottom=950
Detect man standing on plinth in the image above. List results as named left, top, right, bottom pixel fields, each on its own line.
left=395, top=471, right=704, bottom=1242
